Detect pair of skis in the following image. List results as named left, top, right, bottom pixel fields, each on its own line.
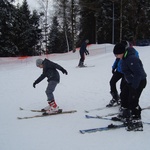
left=79, top=114, right=150, bottom=134
left=18, top=107, right=77, bottom=120
left=80, top=105, right=150, bottom=134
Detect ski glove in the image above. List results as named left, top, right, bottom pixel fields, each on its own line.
left=61, top=69, right=68, bottom=75
left=33, top=82, right=36, bottom=88
left=112, top=68, right=115, bottom=74
left=85, top=50, right=89, bottom=55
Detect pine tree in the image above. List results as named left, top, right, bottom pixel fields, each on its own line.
left=0, top=0, right=18, bottom=56
left=47, top=16, right=62, bottom=53
left=12, top=0, right=42, bottom=56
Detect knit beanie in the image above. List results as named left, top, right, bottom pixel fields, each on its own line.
left=113, top=43, right=126, bottom=54
left=36, top=59, right=43, bottom=67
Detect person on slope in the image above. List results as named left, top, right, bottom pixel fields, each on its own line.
left=113, top=43, right=147, bottom=131
left=33, top=58, right=68, bottom=114
left=107, top=41, right=139, bottom=107
left=78, top=39, right=89, bottom=67
left=107, top=41, right=129, bottom=107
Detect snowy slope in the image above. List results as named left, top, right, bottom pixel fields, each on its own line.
left=0, top=44, right=150, bottom=150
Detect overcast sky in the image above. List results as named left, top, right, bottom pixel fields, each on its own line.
left=14, top=0, right=54, bottom=10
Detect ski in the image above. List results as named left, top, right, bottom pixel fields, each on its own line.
left=87, top=112, right=119, bottom=118
left=76, top=65, right=95, bottom=68
left=19, top=107, right=43, bottom=112
left=84, top=104, right=118, bottom=113
left=17, top=110, right=77, bottom=120
left=141, top=106, right=150, bottom=110
left=79, top=124, right=125, bottom=134
left=85, top=115, right=150, bottom=125
left=86, top=115, right=114, bottom=120
left=85, top=104, right=150, bottom=113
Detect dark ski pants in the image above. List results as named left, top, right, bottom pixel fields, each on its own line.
left=120, top=78, right=147, bottom=116
left=109, top=71, right=124, bottom=94
left=45, top=81, right=58, bottom=102
left=79, top=52, right=85, bottom=63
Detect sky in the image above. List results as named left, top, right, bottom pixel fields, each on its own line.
left=0, top=44, right=150, bottom=150
left=13, top=0, right=54, bottom=10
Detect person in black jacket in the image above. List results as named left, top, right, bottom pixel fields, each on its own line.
left=78, top=39, right=89, bottom=67
left=33, top=58, right=68, bottom=114
left=113, top=43, right=147, bottom=131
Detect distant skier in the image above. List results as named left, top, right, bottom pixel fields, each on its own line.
left=33, top=58, right=68, bottom=114
left=78, top=39, right=89, bottom=67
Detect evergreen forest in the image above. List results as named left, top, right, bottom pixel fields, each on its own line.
left=0, top=0, right=150, bottom=56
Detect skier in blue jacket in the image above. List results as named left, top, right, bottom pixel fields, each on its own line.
left=113, top=42, right=147, bottom=131
left=107, top=41, right=139, bottom=107
left=107, top=41, right=133, bottom=107
left=106, top=58, right=124, bottom=107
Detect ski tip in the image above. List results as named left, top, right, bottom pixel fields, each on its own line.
left=84, top=110, right=89, bottom=113
left=79, top=130, right=85, bottom=134
left=85, top=115, right=90, bottom=118
left=19, top=107, right=23, bottom=110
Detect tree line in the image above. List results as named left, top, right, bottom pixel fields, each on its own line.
left=0, top=0, right=150, bottom=57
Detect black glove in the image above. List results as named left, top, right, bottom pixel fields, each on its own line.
left=85, top=50, right=89, bottom=55
left=61, top=69, right=68, bottom=75
left=33, top=82, right=36, bottom=88
left=112, top=68, right=115, bottom=74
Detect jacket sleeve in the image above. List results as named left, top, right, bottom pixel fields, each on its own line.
left=34, top=74, right=46, bottom=84
left=125, top=57, right=142, bottom=89
left=112, top=58, right=120, bottom=69
left=49, top=61, right=66, bottom=73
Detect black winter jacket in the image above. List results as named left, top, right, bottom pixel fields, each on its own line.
left=121, top=48, right=147, bottom=89
left=34, top=59, right=65, bottom=84
left=80, top=41, right=88, bottom=54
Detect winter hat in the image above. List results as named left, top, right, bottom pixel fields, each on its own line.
left=113, top=43, right=126, bottom=55
left=36, top=59, right=43, bottom=67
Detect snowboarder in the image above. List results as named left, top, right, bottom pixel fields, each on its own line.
left=33, top=58, right=68, bottom=114
left=113, top=42, right=147, bottom=131
left=78, top=39, right=89, bottom=67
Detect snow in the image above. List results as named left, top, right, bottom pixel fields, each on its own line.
left=0, top=44, right=150, bottom=150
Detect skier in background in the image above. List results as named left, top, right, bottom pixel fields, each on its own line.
left=78, top=39, right=89, bottom=67
left=33, top=58, right=68, bottom=114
